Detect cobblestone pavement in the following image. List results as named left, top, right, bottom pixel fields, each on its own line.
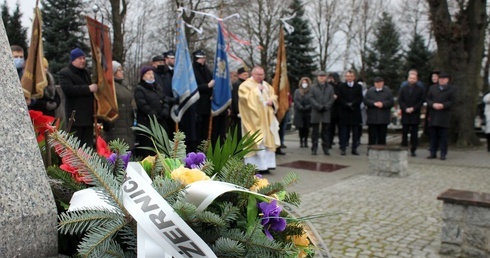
left=268, top=131, right=490, bottom=258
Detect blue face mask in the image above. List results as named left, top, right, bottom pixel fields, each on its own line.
left=145, top=79, right=155, bottom=84
left=14, top=58, right=24, bottom=69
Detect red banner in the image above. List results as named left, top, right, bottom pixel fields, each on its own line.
left=86, top=16, right=118, bottom=122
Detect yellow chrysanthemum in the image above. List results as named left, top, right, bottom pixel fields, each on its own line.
left=141, top=155, right=156, bottom=165
left=171, top=165, right=210, bottom=186
left=289, top=233, right=310, bottom=258
left=250, top=176, right=269, bottom=192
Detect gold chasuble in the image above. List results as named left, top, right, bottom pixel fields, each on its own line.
left=238, top=77, right=280, bottom=158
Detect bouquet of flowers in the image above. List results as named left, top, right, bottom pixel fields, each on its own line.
left=46, top=116, right=321, bottom=257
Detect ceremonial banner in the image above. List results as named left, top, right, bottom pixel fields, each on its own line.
left=21, top=7, right=47, bottom=100
left=171, top=16, right=200, bottom=123
left=211, top=22, right=231, bottom=116
left=86, top=16, right=118, bottom=122
left=271, top=26, right=290, bottom=123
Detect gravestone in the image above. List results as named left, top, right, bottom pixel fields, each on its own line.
left=0, top=19, right=58, bottom=256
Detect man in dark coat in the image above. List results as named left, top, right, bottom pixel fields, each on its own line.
left=162, top=50, right=177, bottom=136
left=230, top=67, right=249, bottom=142
left=328, top=72, right=342, bottom=148
left=192, top=50, right=215, bottom=145
left=426, top=72, right=455, bottom=160
left=337, top=70, right=363, bottom=155
left=309, top=71, right=335, bottom=155
left=363, top=77, right=394, bottom=145
left=59, top=48, right=98, bottom=147
left=398, top=72, right=426, bottom=156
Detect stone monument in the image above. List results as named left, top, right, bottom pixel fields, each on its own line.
left=0, top=19, right=58, bottom=256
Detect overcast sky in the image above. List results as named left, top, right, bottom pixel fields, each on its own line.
left=5, top=0, right=36, bottom=30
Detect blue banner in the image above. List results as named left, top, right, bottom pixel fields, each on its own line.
left=211, top=22, right=231, bottom=116
left=171, top=17, right=200, bottom=123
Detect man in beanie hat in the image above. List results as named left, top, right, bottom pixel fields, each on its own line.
left=59, top=47, right=99, bottom=147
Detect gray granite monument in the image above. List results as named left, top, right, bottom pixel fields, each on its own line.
left=0, top=19, right=58, bottom=256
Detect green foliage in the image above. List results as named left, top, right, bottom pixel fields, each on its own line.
left=1, top=2, right=28, bottom=51
left=206, top=127, right=261, bottom=175
left=364, top=12, right=403, bottom=90
left=403, top=33, right=434, bottom=84
left=41, top=0, right=89, bottom=83
left=284, top=0, right=317, bottom=88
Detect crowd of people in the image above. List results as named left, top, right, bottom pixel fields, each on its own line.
left=14, top=43, right=484, bottom=170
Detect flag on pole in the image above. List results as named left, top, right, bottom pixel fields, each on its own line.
left=171, top=16, right=200, bottom=123
left=21, top=7, right=47, bottom=100
left=271, top=26, right=290, bottom=123
left=86, top=16, right=118, bottom=122
left=211, top=22, right=231, bottom=116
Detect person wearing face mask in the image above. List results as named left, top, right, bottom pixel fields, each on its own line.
left=134, top=66, right=170, bottom=157
left=29, top=58, right=61, bottom=117
left=59, top=47, right=98, bottom=147
left=11, top=45, right=25, bottom=79
left=309, top=71, right=335, bottom=155
left=293, top=77, right=313, bottom=148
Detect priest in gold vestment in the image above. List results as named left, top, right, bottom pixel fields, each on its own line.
left=238, top=66, right=280, bottom=173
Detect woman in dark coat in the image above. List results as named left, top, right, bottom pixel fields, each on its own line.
left=29, top=58, right=61, bottom=117
left=134, top=66, right=170, bottom=157
left=103, top=61, right=136, bottom=150
left=293, top=77, right=312, bottom=148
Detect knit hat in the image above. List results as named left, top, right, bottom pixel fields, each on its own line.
left=237, top=67, right=248, bottom=75
left=112, top=61, right=121, bottom=74
left=140, top=65, right=153, bottom=79
left=70, top=48, right=86, bottom=61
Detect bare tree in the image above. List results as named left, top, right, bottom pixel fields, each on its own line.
left=309, top=0, right=343, bottom=71
left=427, top=0, right=487, bottom=146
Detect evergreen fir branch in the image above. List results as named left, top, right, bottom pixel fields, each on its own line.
left=283, top=192, right=301, bottom=207
left=49, top=131, right=129, bottom=217
left=199, top=160, right=215, bottom=177
left=280, top=172, right=300, bottom=189
left=169, top=131, right=186, bottom=159
left=172, top=200, right=198, bottom=222
left=77, top=219, right=128, bottom=257
left=196, top=210, right=226, bottom=228
left=118, top=225, right=137, bottom=252
left=152, top=176, right=185, bottom=204
left=212, top=238, right=245, bottom=257
left=132, top=115, right=172, bottom=157
left=217, top=158, right=256, bottom=188
left=94, top=239, right=126, bottom=258
left=218, top=202, right=240, bottom=224
left=58, top=209, right=124, bottom=235
left=257, top=181, right=286, bottom=196
left=46, top=165, right=86, bottom=191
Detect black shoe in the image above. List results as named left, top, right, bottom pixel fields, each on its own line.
left=411, top=151, right=416, bottom=157
left=440, top=156, right=446, bottom=160
left=300, top=142, right=304, bottom=148
left=351, top=150, right=360, bottom=155
left=311, top=149, right=317, bottom=155
left=427, top=155, right=437, bottom=159
left=304, top=142, right=309, bottom=148
left=280, top=144, right=287, bottom=149
left=276, top=149, right=286, bottom=155
left=340, top=150, right=346, bottom=156
left=323, top=150, right=330, bottom=156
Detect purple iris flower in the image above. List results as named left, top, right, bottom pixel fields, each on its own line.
left=107, top=151, right=131, bottom=169
left=255, top=174, right=263, bottom=179
left=184, top=152, right=206, bottom=169
left=258, top=200, right=287, bottom=239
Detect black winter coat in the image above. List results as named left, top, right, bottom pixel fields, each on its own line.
left=337, top=82, right=363, bottom=125
left=427, top=84, right=455, bottom=128
left=193, top=61, right=213, bottom=115
left=398, top=84, right=425, bottom=125
left=134, top=81, right=170, bottom=130
left=293, top=88, right=312, bottom=128
left=30, top=72, right=61, bottom=117
left=59, top=64, right=94, bottom=126
left=231, top=78, right=246, bottom=117
left=363, top=86, right=394, bottom=125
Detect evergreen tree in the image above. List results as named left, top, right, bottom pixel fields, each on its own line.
left=284, top=0, right=317, bottom=89
left=364, top=12, right=403, bottom=91
left=1, top=1, right=28, bottom=52
left=403, top=33, right=433, bottom=86
left=41, top=0, right=89, bottom=82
